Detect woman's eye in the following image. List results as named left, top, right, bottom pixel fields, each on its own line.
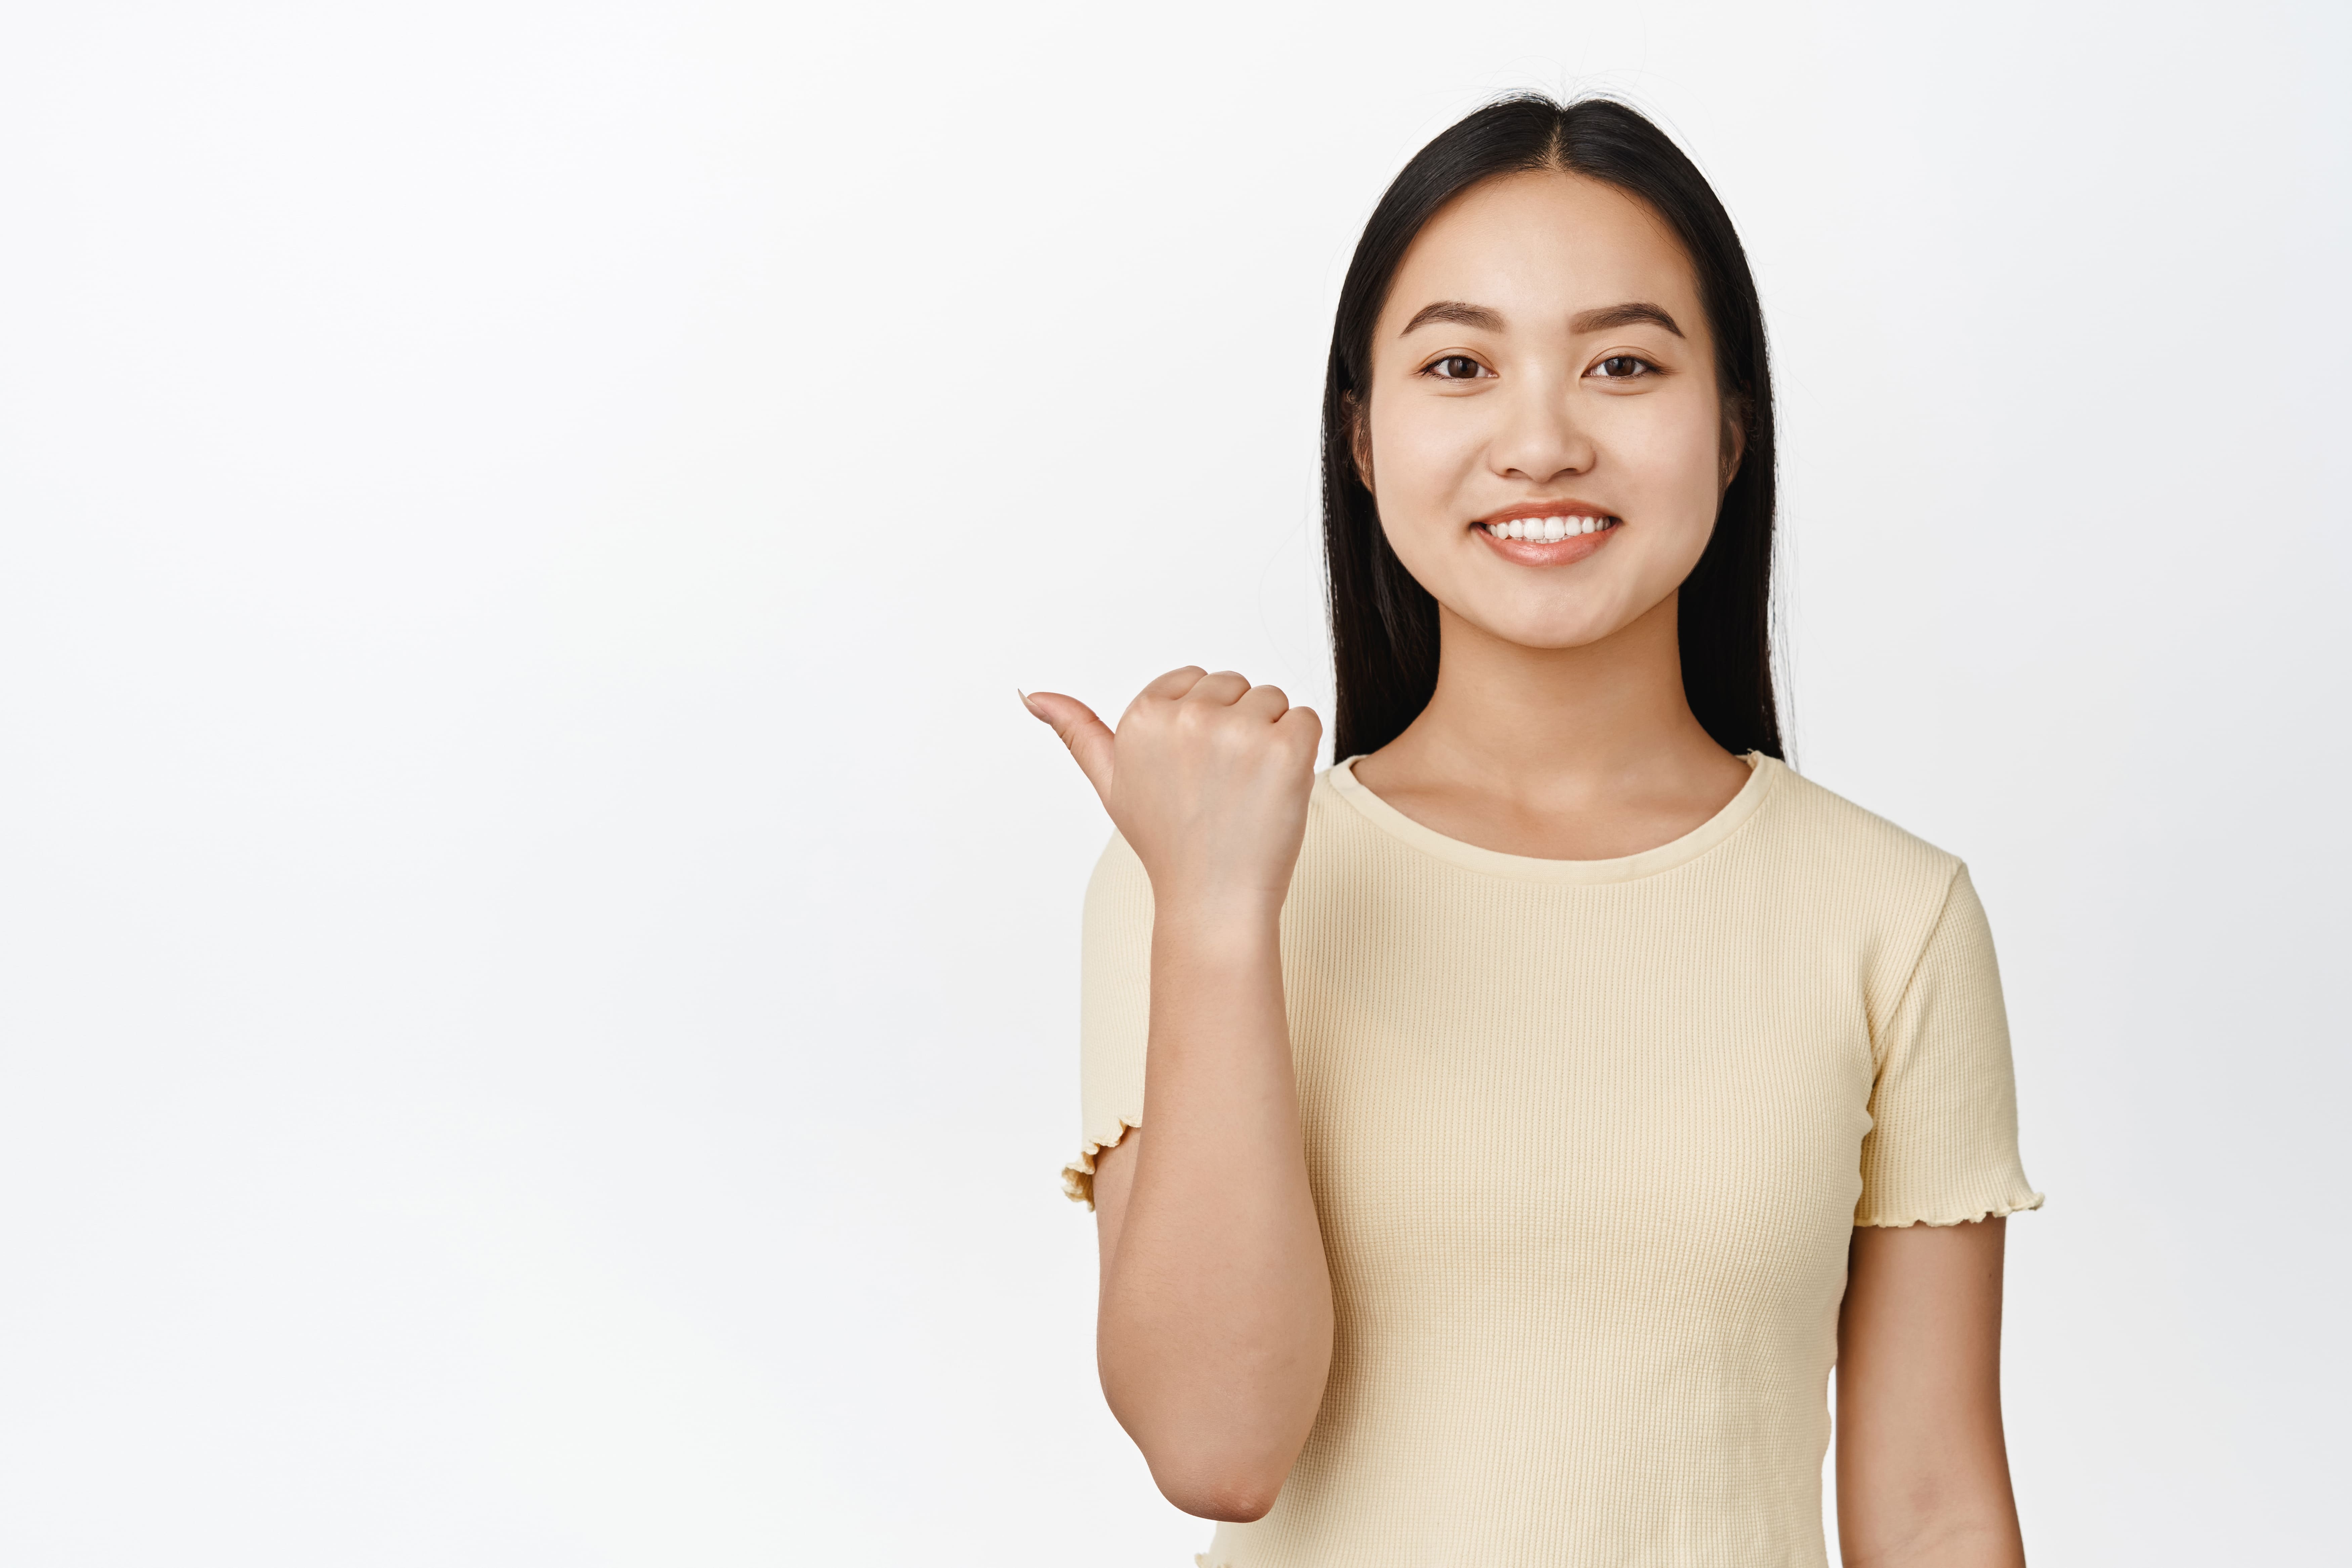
left=1591, top=355, right=1655, bottom=380
left=1425, top=355, right=1492, bottom=380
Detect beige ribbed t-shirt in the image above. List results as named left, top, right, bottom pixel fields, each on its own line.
left=1063, top=754, right=2041, bottom=1568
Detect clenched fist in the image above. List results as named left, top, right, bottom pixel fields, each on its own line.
left=1024, top=668, right=1322, bottom=917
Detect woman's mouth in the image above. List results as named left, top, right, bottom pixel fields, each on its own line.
left=1474, top=509, right=1621, bottom=563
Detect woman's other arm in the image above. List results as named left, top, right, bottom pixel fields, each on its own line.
left=1836, top=1218, right=2025, bottom=1567
left=1028, top=670, right=1333, bottom=1523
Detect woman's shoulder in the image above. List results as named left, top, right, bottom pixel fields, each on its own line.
left=1754, top=758, right=1969, bottom=894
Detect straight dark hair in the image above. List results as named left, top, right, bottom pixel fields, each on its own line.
left=1324, top=95, right=1783, bottom=761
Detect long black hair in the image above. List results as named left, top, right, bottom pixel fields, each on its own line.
left=1324, top=95, right=1782, bottom=761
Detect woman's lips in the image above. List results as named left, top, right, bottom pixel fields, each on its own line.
left=1474, top=515, right=1621, bottom=566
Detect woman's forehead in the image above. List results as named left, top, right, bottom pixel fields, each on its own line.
left=1383, top=171, right=1701, bottom=333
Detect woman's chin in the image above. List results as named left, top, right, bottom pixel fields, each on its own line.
left=1437, top=586, right=1663, bottom=655
left=1456, top=610, right=1636, bottom=655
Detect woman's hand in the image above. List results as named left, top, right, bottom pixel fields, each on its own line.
left=1024, top=668, right=1322, bottom=915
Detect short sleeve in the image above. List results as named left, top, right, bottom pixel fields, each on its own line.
left=1059, top=832, right=1153, bottom=1207
left=1856, top=863, right=2045, bottom=1227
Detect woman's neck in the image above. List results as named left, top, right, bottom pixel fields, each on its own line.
left=1348, top=591, right=1754, bottom=860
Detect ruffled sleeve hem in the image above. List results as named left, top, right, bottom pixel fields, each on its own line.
left=1060, top=1119, right=1137, bottom=1210
left=1855, top=1188, right=2045, bottom=1228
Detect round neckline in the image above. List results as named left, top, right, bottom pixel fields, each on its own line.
left=1325, top=752, right=1780, bottom=885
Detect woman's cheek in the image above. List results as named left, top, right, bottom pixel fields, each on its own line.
left=1381, top=407, right=1470, bottom=496
left=1371, top=411, right=1475, bottom=546
left=1617, top=399, right=1726, bottom=566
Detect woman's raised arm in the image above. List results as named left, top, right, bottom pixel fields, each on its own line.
left=1026, top=668, right=1333, bottom=1523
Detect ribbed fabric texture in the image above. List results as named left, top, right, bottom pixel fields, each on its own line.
left=1063, top=755, right=2041, bottom=1567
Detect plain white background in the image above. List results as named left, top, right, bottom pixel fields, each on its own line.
left=1, top=2, right=2345, bottom=1562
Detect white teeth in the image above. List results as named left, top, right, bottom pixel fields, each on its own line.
left=1490, top=514, right=1615, bottom=541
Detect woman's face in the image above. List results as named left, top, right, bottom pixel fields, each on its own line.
left=1360, top=170, right=1736, bottom=652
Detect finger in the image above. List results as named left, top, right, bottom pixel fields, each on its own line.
left=1275, top=704, right=1324, bottom=755
left=1233, top=683, right=1292, bottom=723
left=1182, top=670, right=1252, bottom=707
left=1021, top=690, right=1116, bottom=797
left=1139, top=666, right=1209, bottom=702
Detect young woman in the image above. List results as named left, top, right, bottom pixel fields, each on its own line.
left=1025, top=95, right=2040, bottom=1568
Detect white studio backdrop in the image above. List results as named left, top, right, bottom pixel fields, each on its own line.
left=0, top=2, right=2344, bottom=1563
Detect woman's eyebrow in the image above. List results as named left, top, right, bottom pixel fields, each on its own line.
left=1399, top=300, right=1686, bottom=338
left=1400, top=300, right=1504, bottom=334
left=1570, top=301, right=1684, bottom=338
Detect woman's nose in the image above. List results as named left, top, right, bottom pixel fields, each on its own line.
left=1489, top=375, right=1594, bottom=483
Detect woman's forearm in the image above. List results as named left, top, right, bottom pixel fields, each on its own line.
left=1837, top=1220, right=2022, bottom=1567
left=1095, top=898, right=1334, bottom=1523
